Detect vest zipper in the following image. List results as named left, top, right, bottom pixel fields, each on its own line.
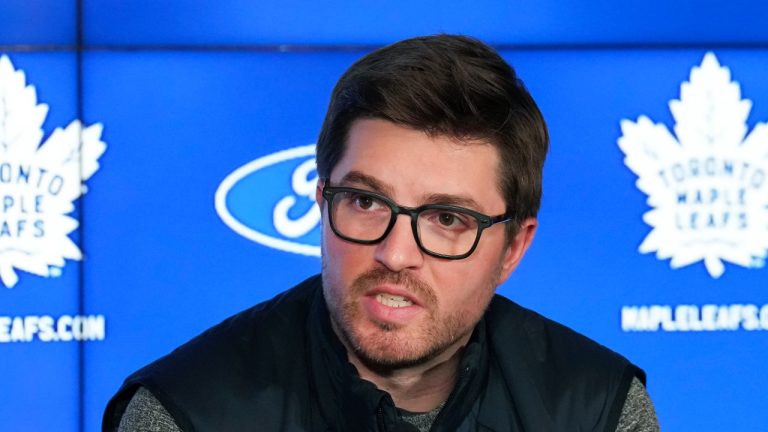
left=377, top=406, right=387, bottom=431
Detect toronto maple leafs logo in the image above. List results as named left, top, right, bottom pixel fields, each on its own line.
left=0, top=55, right=106, bottom=288
left=618, top=53, right=768, bottom=279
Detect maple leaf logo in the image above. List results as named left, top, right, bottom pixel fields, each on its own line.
left=618, top=53, right=768, bottom=279
left=0, top=55, right=106, bottom=288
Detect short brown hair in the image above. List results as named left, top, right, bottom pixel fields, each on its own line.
left=316, top=34, right=548, bottom=232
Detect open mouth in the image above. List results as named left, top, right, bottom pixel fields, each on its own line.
left=376, top=293, right=414, bottom=308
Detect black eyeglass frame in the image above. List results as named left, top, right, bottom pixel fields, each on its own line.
left=321, top=182, right=514, bottom=260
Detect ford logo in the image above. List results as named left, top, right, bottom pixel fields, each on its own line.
left=215, top=144, right=321, bottom=256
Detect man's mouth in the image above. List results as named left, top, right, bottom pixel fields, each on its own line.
left=375, top=293, right=414, bottom=308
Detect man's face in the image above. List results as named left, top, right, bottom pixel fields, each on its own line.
left=318, top=118, right=535, bottom=369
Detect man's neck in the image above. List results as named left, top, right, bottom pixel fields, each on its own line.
left=345, top=334, right=471, bottom=413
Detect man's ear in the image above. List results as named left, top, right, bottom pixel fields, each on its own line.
left=315, top=178, right=325, bottom=208
left=497, top=217, right=538, bottom=285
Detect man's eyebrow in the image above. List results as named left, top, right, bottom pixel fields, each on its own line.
left=336, top=171, right=485, bottom=211
left=337, top=171, right=395, bottom=196
left=422, top=193, right=483, bottom=211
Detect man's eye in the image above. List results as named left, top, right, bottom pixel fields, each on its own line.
left=354, top=195, right=375, bottom=210
left=343, top=192, right=382, bottom=211
left=432, top=211, right=472, bottom=229
left=438, top=212, right=459, bottom=226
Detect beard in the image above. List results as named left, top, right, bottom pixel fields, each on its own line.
left=322, top=261, right=497, bottom=372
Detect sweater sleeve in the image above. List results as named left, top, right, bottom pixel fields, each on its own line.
left=117, top=387, right=182, bottom=432
left=615, top=377, right=660, bottom=432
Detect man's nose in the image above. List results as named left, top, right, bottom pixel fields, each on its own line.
left=373, top=214, right=424, bottom=272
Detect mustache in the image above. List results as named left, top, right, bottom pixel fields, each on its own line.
left=351, top=268, right=438, bottom=309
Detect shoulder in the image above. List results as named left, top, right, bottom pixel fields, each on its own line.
left=140, top=274, right=320, bottom=378
left=487, top=294, right=642, bottom=376
left=104, top=275, right=323, bottom=431
left=485, top=295, right=644, bottom=430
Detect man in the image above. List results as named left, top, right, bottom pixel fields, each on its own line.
left=104, top=35, right=658, bottom=431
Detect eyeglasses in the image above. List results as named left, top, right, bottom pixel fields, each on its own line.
left=321, top=182, right=513, bottom=259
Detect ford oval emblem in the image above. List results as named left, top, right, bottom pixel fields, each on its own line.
left=215, top=144, right=321, bottom=256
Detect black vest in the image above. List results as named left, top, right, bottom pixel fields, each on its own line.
left=103, top=275, right=643, bottom=431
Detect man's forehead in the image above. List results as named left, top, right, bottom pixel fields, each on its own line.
left=329, top=118, right=504, bottom=210
left=339, top=119, right=500, bottom=164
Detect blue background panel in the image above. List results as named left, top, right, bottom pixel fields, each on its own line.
left=83, top=0, right=768, bottom=46
left=0, top=52, right=81, bottom=431
left=0, top=0, right=76, bottom=46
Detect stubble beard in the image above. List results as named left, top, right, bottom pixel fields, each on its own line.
left=322, top=259, right=501, bottom=372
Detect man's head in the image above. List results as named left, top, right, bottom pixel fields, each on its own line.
left=315, top=35, right=548, bottom=372
left=316, top=34, right=548, bottom=232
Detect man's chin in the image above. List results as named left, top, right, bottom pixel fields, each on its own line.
left=347, top=328, right=442, bottom=371
left=352, top=346, right=436, bottom=372
left=370, top=318, right=405, bottom=332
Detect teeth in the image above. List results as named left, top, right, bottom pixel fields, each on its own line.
left=376, top=293, right=413, bottom=308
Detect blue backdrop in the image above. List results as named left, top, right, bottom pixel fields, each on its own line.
left=1, top=2, right=767, bottom=431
